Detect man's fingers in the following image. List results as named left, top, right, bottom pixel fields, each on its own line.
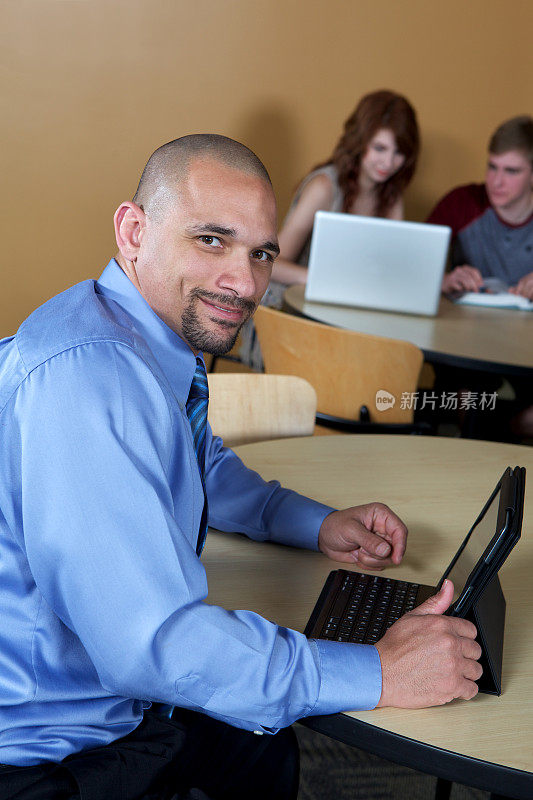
left=461, top=275, right=482, bottom=292
left=461, top=637, right=483, bottom=661
left=318, top=547, right=385, bottom=568
left=454, top=266, right=484, bottom=293
left=410, top=582, right=479, bottom=639
left=357, top=503, right=408, bottom=562
left=412, top=579, right=454, bottom=615
left=512, top=277, right=533, bottom=299
left=318, top=504, right=408, bottom=569
left=376, top=610, right=482, bottom=708
left=458, top=679, right=480, bottom=701
left=463, top=657, right=483, bottom=683
left=443, top=265, right=484, bottom=295
left=351, top=550, right=387, bottom=570
left=368, top=504, right=408, bottom=564
left=349, top=525, right=391, bottom=558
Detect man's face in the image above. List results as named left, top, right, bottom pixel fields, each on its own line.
left=132, top=158, right=278, bottom=355
left=485, top=149, right=533, bottom=216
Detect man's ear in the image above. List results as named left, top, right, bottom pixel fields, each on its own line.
left=114, top=202, right=146, bottom=263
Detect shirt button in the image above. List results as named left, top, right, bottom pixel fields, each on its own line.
left=253, top=730, right=264, bottom=736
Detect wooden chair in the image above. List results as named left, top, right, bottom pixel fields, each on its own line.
left=207, top=373, right=317, bottom=447
left=253, top=306, right=427, bottom=432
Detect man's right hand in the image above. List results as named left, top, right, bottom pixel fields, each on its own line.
left=442, top=265, right=484, bottom=295
left=375, top=579, right=482, bottom=708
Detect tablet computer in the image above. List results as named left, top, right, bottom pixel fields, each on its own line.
left=304, top=467, right=525, bottom=644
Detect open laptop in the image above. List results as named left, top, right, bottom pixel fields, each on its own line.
left=305, top=467, right=525, bottom=649
left=305, top=211, right=451, bottom=316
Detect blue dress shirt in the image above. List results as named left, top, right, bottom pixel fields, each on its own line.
left=0, top=260, right=381, bottom=766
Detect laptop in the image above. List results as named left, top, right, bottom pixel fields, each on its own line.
left=305, top=211, right=451, bottom=316
left=305, top=467, right=525, bottom=648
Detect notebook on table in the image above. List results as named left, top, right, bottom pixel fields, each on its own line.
left=450, top=276, right=533, bottom=311
left=305, top=467, right=525, bottom=649
left=454, top=293, right=533, bottom=310
left=305, top=211, right=451, bottom=316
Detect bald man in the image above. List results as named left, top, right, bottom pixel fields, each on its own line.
left=0, top=135, right=481, bottom=800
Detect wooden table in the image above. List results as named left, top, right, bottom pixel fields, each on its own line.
left=284, top=284, right=533, bottom=376
left=203, top=435, right=533, bottom=798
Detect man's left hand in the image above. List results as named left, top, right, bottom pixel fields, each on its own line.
left=509, top=271, right=533, bottom=300
left=318, top=503, right=407, bottom=570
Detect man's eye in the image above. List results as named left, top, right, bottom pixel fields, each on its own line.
left=252, top=250, right=273, bottom=263
left=199, top=235, right=222, bottom=247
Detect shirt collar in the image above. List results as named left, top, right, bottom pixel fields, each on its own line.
left=96, top=259, right=202, bottom=404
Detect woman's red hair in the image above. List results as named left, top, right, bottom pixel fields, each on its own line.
left=315, top=90, right=420, bottom=216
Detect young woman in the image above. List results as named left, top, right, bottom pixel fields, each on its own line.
left=271, top=89, right=420, bottom=289
left=239, top=90, right=419, bottom=368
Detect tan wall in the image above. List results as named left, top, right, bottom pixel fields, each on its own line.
left=2, top=0, right=532, bottom=334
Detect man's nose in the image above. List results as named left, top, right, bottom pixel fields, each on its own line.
left=217, top=251, right=257, bottom=299
left=493, top=169, right=504, bottom=187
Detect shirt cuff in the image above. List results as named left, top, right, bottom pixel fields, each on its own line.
left=307, top=638, right=382, bottom=715
left=266, top=491, right=334, bottom=550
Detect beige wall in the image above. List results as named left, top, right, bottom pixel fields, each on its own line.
left=2, top=0, right=532, bottom=334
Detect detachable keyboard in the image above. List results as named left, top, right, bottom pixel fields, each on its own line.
left=305, top=569, right=434, bottom=645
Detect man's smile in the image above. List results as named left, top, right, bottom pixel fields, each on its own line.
left=199, top=296, right=247, bottom=322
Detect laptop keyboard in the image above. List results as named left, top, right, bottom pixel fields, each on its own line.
left=318, top=572, right=420, bottom=645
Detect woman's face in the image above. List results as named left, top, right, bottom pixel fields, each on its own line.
left=360, top=128, right=406, bottom=185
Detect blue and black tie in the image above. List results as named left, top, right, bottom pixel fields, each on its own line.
left=186, top=357, right=209, bottom=556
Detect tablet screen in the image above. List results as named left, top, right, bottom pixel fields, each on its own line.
left=444, top=488, right=501, bottom=603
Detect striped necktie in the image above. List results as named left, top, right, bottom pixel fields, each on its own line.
left=186, top=358, right=209, bottom=555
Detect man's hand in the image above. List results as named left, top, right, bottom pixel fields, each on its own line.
left=318, top=504, right=407, bottom=570
left=375, top=580, right=482, bottom=708
left=509, top=271, right=533, bottom=300
left=442, top=265, right=484, bottom=295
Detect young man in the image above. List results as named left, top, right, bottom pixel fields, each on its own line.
left=0, top=135, right=481, bottom=799
left=427, top=115, right=533, bottom=299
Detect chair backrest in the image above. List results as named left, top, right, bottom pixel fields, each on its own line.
left=253, top=306, right=423, bottom=424
left=207, top=373, right=317, bottom=447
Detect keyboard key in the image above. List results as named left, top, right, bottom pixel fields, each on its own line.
left=318, top=571, right=421, bottom=646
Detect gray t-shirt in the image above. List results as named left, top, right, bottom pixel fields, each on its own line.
left=427, top=183, right=533, bottom=286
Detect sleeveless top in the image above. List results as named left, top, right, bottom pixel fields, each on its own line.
left=289, top=164, right=344, bottom=267
left=265, top=164, right=344, bottom=306
left=239, top=165, right=343, bottom=370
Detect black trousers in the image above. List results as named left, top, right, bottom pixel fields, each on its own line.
left=0, top=709, right=299, bottom=800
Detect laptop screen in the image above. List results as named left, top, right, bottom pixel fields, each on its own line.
left=305, top=211, right=451, bottom=316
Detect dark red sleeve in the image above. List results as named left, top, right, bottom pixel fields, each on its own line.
left=426, top=184, right=489, bottom=238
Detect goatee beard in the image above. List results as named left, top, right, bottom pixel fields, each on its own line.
left=181, top=289, right=256, bottom=356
